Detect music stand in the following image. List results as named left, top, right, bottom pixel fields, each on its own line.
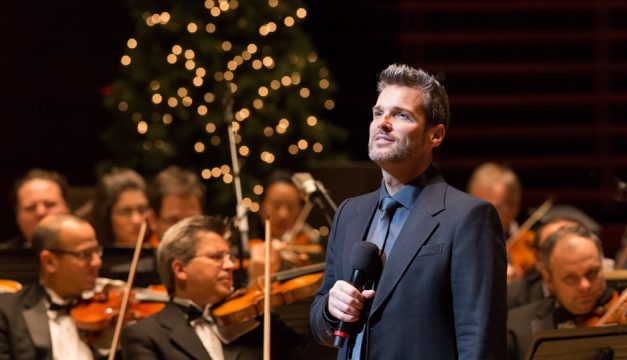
left=525, top=325, right=627, bottom=360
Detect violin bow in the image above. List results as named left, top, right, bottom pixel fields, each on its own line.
left=263, top=216, right=271, bottom=360
left=506, top=195, right=555, bottom=252
left=107, top=221, right=148, bottom=360
left=596, top=288, right=627, bottom=326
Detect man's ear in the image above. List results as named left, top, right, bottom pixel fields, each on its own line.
left=429, top=124, right=446, bottom=148
left=541, top=268, right=554, bottom=294
left=40, top=250, right=57, bottom=274
left=172, top=259, right=187, bottom=282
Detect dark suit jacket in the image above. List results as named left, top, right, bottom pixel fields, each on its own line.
left=121, top=301, right=313, bottom=360
left=507, top=269, right=547, bottom=310
left=506, top=298, right=555, bottom=360
left=310, top=170, right=507, bottom=359
left=0, top=284, right=53, bottom=360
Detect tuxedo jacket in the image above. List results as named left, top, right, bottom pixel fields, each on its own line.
left=121, top=301, right=312, bottom=360
left=310, top=171, right=507, bottom=359
left=507, top=269, right=546, bottom=310
left=0, top=284, right=55, bottom=360
left=506, top=298, right=555, bottom=360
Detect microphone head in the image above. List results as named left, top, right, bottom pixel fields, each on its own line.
left=292, top=172, right=317, bottom=195
left=350, top=241, right=381, bottom=272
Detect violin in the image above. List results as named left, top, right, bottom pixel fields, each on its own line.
left=211, top=262, right=324, bottom=327
left=70, top=279, right=167, bottom=343
left=0, top=279, right=22, bottom=293
left=576, top=289, right=627, bottom=328
left=506, top=196, right=554, bottom=281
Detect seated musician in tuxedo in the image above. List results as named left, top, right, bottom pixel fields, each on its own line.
left=121, top=215, right=316, bottom=360
left=1, top=169, right=70, bottom=249
left=507, top=216, right=584, bottom=309
left=507, top=224, right=625, bottom=360
left=147, top=166, right=205, bottom=247
left=0, top=214, right=103, bottom=359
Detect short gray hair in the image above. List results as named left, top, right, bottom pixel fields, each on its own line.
left=157, top=215, right=227, bottom=295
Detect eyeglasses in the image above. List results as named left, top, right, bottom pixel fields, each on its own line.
left=48, top=246, right=103, bottom=261
left=193, top=252, right=232, bottom=264
left=112, top=205, right=150, bottom=218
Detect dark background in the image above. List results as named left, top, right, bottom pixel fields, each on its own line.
left=2, top=0, right=627, bottom=255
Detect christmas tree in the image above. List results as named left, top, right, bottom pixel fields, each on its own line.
left=102, top=0, right=345, bottom=214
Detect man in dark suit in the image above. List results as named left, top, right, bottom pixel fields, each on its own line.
left=0, top=214, right=103, bottom=359
left=310, top=64, right=507, bottom=359
left=121, top=215, right=315, bottom=360
left=1, top=169, right=70, bottom=249
left=507, top=225, right=614, bottom=360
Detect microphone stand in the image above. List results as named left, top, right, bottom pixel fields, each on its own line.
left=223, top=84, right=250, bottom=263
left=314, top=180, right=337, bottom=226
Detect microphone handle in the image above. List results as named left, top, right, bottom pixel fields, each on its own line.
left=332, top=269, right=367, bottom=348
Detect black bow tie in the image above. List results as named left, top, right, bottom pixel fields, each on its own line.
left=187, top=305, right=204, bottom=322
left=48, top=301, right=73, bottom=315
left=553, top=306, right=576, bottom=326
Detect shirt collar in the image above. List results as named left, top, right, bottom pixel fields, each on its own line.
left=379, top=165, right=435, bottom=209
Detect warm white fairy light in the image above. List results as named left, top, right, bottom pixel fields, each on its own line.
left=313, top=143, right=323, bottom=153
left=137, top=121, right=148, bottom=134
left=324, top=99, right=335, bottom=110
left=201, top=169, right=211, bottom=179
left=194, top=142, right=205, bottom=153
left=187, top=23, right=198, bottom=33
left=205, top=122, right=216, bottom=133
left=118, top=102, right=128, bottom=111
left=206, top=23, right=216, bottom=33
left=299, top=88, right=310, bottom=98
left=210, top=135, right=221, bottom=145
left=152, top=94, right=163, bottom=104
left=162, top=114, right=173, bottom=125
left=166, top=54, right=177, bottom=64
left=211, top=167, right=221, bottom=177
left=127, top=38, right=138, bottom=49
left=204, top=93, right=215, bottom=103
left=121, top=55, right=131, bottom=66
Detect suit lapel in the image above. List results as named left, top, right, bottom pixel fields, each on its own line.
left=370, top=178, right=446, bottom=315
left=22, top=285, right=52, bottom=354
left=341, top=192, right=379, bottom=281
left=159, top=303, right=210, bottom=360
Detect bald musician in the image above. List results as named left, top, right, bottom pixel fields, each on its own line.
left=507, top=225, right=624, bottom=360
left=0, top=214, right=103, bottom=360
left=121, top=215, right=318, bottom=360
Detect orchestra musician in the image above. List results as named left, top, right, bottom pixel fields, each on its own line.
left=86, top=168, right=153, bottom=246
left=0, top=214, right=104, bottom=360
left=120, top=215, right=316, bottom=360
left=147, top=166, right=205, bottom=247
left=467, top=162, right=528, bottom=282
left=507, top=224, right=626, bottom=360
left=247, top=170, right=323, bottom=286
left=1, top=169, right=70, bottom=249
left=507, top=216, right=584, bottom=309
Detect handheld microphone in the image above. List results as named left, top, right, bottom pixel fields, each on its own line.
left=332, top=241, right=381, bottom=348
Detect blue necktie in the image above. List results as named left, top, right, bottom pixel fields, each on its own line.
left=371, top=196, right=401, bottom=258
left=352, top=197, right=401, bottom=359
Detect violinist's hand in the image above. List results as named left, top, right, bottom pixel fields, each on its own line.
left=327, top=280, right=375, bottom=323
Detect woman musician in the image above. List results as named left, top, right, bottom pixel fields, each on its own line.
left=247, top=170, right=324, bottom=287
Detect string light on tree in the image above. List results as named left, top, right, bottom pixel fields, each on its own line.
left=103, top=0, right=346, bottom=216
